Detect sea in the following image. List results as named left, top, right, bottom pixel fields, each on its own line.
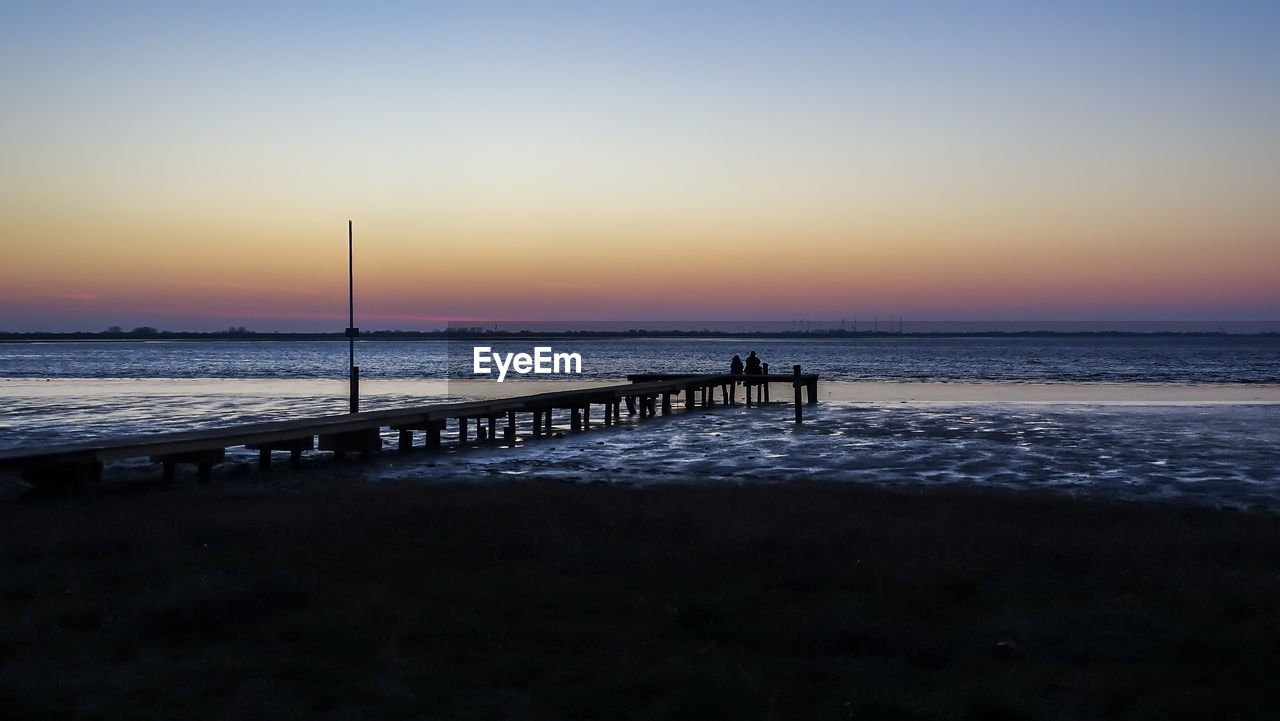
left=2, top=336, right=1278, bottom=508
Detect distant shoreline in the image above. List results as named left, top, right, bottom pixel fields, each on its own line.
left=3, top=329, right=1278, bottom=341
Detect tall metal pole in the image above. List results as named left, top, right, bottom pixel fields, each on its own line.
left=347, top=220, right=359, bottom=413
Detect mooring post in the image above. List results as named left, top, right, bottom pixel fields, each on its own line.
left=349, top=365, right=360, bottom=414
left=807, top=378, right=818, bottom=404
left=793, top=365, right=803, bottom=423
left=347, top=220, right=359, bottom=414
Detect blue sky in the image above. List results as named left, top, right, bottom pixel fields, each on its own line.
left=2, top=1, right=1278, bottom=330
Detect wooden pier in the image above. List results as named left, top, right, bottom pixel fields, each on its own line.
left=0, top=370, right=819, bottom=493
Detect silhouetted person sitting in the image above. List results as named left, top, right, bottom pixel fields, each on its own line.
left=744, top=351, right=762, bottom=375
left=730, top=354, right=744, bottom=374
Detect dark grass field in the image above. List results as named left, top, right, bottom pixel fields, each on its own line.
left=3, top=480, right=1280, bottom=720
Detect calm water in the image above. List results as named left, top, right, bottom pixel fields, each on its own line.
left=2, top=335, right=1279, bottom=383
left=1, top=337, right=1278, bottom=508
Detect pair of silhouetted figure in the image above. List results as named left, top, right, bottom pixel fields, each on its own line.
left=730, top=351, right=763, bottom=375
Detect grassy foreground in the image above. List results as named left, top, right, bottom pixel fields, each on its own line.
left=3, top=481, right=1280, bottom=720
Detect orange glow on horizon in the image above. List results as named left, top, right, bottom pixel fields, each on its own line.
left=4, top=205, right=1277, bottom=328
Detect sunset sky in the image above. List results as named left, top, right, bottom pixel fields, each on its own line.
left=2, top=1, right=1277, bottom=331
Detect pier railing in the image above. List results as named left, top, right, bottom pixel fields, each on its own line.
left=0, top=371, right=819, bottom=492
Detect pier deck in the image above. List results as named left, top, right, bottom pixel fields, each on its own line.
left=0, top=371, right=819, bottom=492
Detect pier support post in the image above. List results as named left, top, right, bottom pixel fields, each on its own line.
left=489, top=415, right=498, bottom=441
left=626, top=397, right=637, bottom=415
left=807, top=379, right=818, bottom=404
left=793, top=365, right=803, bottom=423
left=705, top=386, right=714, bottom=408
left=398, top=429, right=414, bottom=451
left=730, top=382, right=736, bottom=405
left=572, top=407, right=582, bottom=431
left=545, top=409, right=554, bottom=432
left=318, top=428, right=381, bottom=457
left=152, top=448, right=226, bottom=484
left=686, top=387, right=696, bottom=409
left=662, top=393, right=671, bottom=415
left=746, top=383, right=753, bottom=407
left=426, top=421, right=443, bottom=451
left=506, top=410, right=516, bottom=440
left=247, top=437, right=314, bottom=469
left=583, top=404, right=591, bottom=428
left=459, top=417, right=469, bottom=443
